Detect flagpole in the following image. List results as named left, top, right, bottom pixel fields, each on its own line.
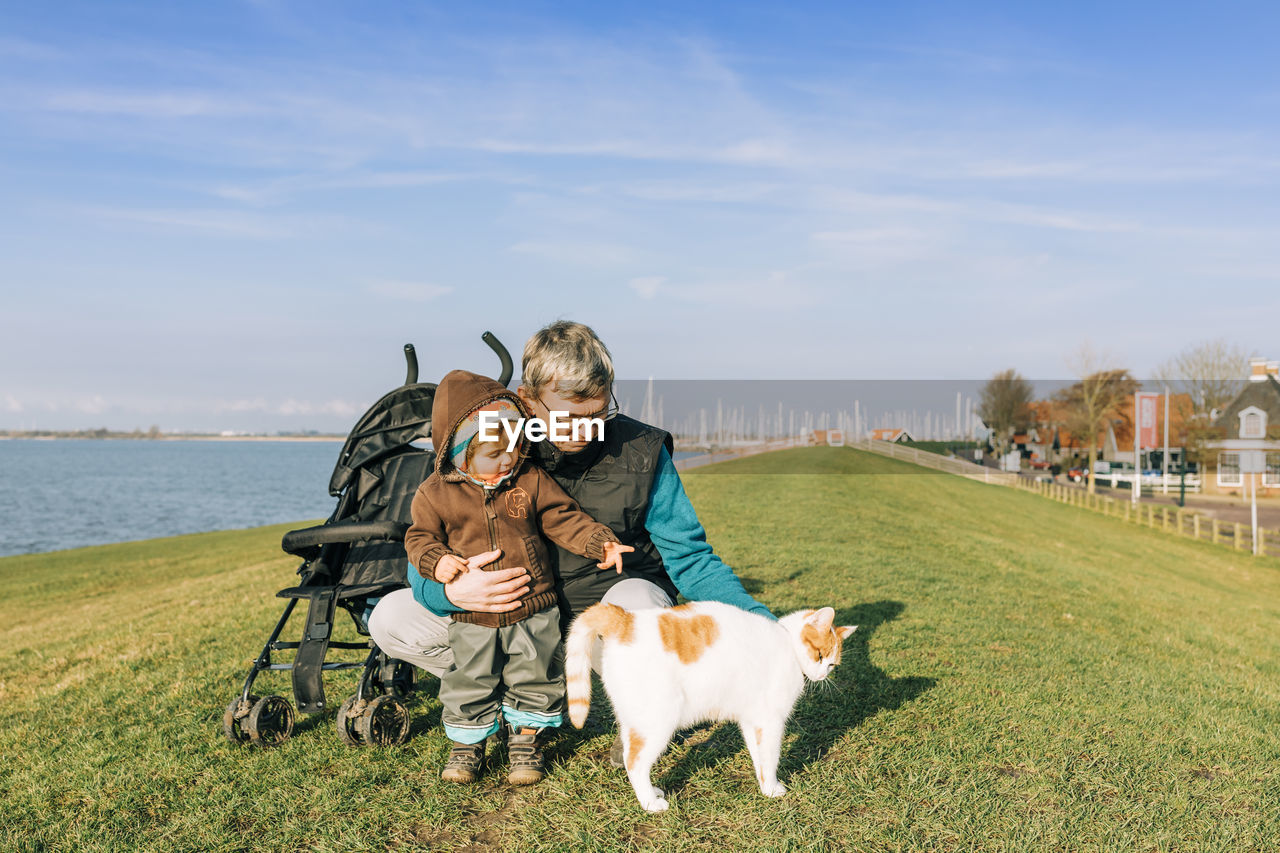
left=1162, top=386, right=1170, bottom=495
left=1132, top=393, right=1140, bottom=505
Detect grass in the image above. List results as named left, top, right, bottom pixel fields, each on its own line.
left=3, top=446, right=1279, bottom=852
left=902, top=440, right=982, bottom=457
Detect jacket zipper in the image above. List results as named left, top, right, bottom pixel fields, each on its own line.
left=483, top=487, right=503, bottom=571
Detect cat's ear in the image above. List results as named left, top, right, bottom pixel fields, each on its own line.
left=805, top=607, right=836, bottom=629
left=836, top=625, right=857, bottom=641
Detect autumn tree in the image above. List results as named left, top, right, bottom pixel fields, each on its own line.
left=1057, top=347, right=1139, bottom=494
left=978, top=369, right=1034, bottom=458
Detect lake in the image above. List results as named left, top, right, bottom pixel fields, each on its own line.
left=0, top=440, right=704, bottom=557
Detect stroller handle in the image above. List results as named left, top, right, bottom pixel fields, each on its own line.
left=403, top=344, right=419, bottom=385
left=483, top=331, right=513, bottom=387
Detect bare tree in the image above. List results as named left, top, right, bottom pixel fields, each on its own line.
left=1058, top=345, right=1139, bottom=494
left=978, top=369, right=1033, bottom=458
left=1154, top=338, right=1249, bottom=418
left=1153, top=340, right=1250, bottom=469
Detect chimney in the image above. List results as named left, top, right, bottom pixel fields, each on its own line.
left=1249, top=357, right=1270, bottom=382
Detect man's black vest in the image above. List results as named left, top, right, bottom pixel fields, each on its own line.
left=533, top=414, right=677, bottom=616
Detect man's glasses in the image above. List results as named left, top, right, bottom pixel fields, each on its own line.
left=535, top=390, right=620, bottom=423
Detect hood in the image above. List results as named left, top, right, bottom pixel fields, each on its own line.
left=432, top=369, right=529, bottom=482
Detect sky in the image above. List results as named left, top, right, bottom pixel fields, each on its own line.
left=2, top=1, right=1277, bottom=432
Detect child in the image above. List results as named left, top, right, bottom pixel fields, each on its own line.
left=405, top=369, right=632, bottom=785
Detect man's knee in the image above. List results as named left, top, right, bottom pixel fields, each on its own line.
left=600, top=578, right=674, bottom=612
left=367, top=588, right=454, bottom=677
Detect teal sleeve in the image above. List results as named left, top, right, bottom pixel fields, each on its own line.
left=644, top=447, right=776, bottom=620
left=407, top=561, right=464, bottom=616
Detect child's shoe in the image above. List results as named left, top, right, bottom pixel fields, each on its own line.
left=441, top=741, right=485, bottom=783
left=506, top=726, right=546, bottom=785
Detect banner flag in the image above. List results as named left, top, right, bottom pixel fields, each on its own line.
left=1137, top=392, right=1159, bottom=450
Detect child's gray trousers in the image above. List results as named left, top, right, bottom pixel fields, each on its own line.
left=439, top=607, right=565, bottom=744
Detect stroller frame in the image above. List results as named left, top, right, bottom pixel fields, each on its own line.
left=224, top=333, right=513, bottom=747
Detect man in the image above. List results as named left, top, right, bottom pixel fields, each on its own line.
left=367, top=320, right=772, bottom=767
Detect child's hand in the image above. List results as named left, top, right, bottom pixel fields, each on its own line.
left=434, top=553, right=468, bottom=583
left=596, top=542, right=634, bottom=574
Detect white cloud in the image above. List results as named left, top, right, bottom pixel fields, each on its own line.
left=508, top=240, right=635, bottom=267
left=811, top=228, right=929, bottom=245
left=215, top=398, right=269, bottom=413
left=276, top=398, right=360, bottom=417
left=629, top=276, right=665, bottom=299
left=73, top=205, right=298, bottom=239
left=210, top=170, right=486, bottom=205
left=42, top=89, right=259, bottom=118
left=364, top=281, right=453, bottom=302
left=75, top=395, right=108, bottom=414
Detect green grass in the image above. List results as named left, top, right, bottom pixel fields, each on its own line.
left=3, top=447, right=1279, bottom=852
left=902, top=440, right=981, bottom=457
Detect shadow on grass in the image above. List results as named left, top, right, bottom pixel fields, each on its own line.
left=655, top=599, right=934, bottom=792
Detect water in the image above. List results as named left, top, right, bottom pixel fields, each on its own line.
left=0, top=440, right=341, bottom=557
left=0, top=441, right=710, bottom=557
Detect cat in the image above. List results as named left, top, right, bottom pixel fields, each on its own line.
left=566, top=601, right=855, bottom=812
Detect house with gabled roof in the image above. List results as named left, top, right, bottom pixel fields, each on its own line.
left=1205, top=358, right=1280, bottom=495
left=869, top=428, right=913, bottom=444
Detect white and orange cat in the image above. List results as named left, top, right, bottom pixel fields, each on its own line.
left=566, top=601, right=855, bottom=812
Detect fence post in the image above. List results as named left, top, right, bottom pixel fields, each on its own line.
left=1212, top=519, right=1221, bottom=545
left=1235, top=522, right=1245, bottom=551
left=1124, top=502, right=1131, bottom=523
left=1162, top=507, right=1169, bottom=531
left=1193, top=514, right=1201, bottom=540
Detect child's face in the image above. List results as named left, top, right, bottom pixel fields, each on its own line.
left=469, top=439, right=517, bottom=484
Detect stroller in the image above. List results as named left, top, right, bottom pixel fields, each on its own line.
left=223, top=333, right=513, bottom=748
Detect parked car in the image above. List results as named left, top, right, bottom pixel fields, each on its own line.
left=1030, top=458, right=1051, bottom=470
left=1066, top=466, right=1089, bottom=483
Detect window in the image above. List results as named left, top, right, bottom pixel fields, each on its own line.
left=1218, top=452, right=1242, bottom=487
left=1239, top=407, right=1267, bottom=439
left=1266, top=453, right=1280, bottom=488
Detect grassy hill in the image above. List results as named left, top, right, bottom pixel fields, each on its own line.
left=2, top=447, right=1278, bottom=852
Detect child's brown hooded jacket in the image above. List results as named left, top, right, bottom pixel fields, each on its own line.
left=404, top=369, right=619, bottom=628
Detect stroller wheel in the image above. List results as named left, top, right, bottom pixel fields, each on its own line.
left=336, top=694, right=366, bottom=746
left=222, top=694, right=260, bottom=745
left=246, top=695, right=295, bottom=747
left=356, top=695, right=409, bottom=746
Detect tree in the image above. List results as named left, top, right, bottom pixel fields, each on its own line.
left=1057, top=347, right=1139, bottom=494
left=978, top=369, right=1034, bottom=459
left=1154, top=338, right=1249, bottom=419
left=1154, top=339, right=1250, bottom=470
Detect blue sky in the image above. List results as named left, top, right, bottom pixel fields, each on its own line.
left=2, top=1, right=1277, bottom=432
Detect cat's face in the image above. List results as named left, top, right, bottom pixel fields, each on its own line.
left=792, top=607, right=856, bottom=682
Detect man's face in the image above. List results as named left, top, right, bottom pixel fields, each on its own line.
left=517, top=383, right=611, bottom=454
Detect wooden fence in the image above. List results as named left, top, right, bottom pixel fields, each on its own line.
left=1012, top=476, right=1280, bottom=559
left=853, top=439, right=1019, bottom=486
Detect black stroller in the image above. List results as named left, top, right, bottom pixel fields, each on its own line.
left=224, top=333, right=513, bottom=747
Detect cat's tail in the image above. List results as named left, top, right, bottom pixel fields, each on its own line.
left=565, top=603, right=635, bottom=728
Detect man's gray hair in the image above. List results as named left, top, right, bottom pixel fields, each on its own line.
left=521, top=320, right=615, bottom=400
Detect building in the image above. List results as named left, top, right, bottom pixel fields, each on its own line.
left=868, top=428, right=914, bottom=444
left=1206, top=358, right=1280, bottom=496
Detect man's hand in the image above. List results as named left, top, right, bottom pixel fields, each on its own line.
left=596, top=542, right=634, bottom=574
left=442, top=549, right=530, bottom=612
left=433, top=553, right=467, bottom=583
